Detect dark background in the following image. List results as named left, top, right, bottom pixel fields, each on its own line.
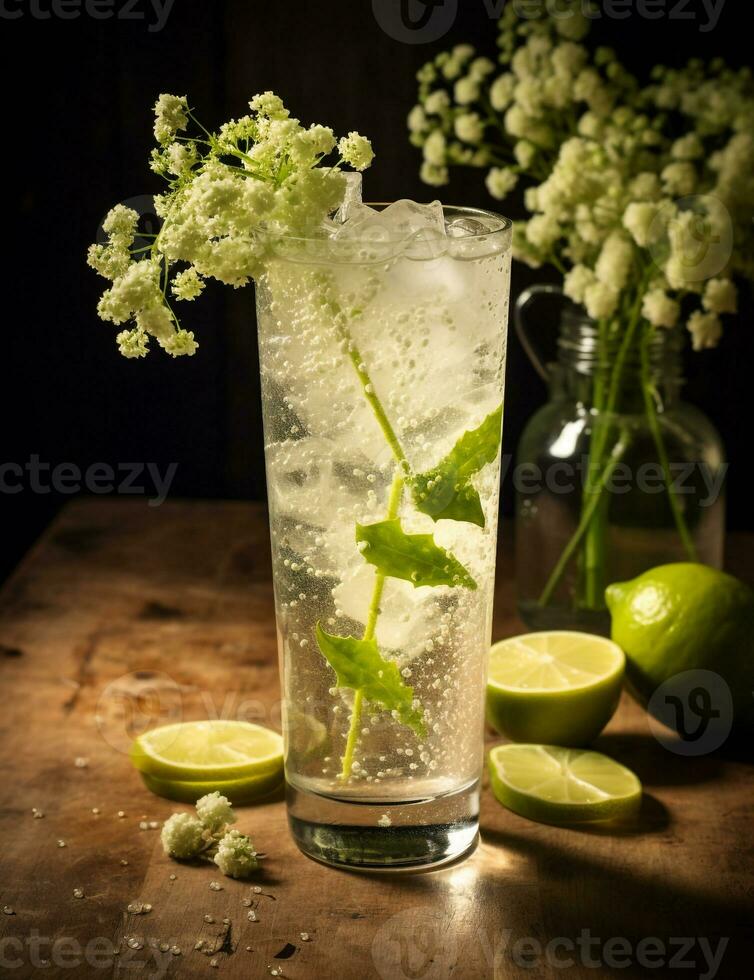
left=2, top=0, right=752, bottom=581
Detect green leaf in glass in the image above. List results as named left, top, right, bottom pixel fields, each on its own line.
left=314, top=625, right=426, bottom=737
left=411, top=404, right=503, bottom=527
left=355, top=519, right=477, bottom=590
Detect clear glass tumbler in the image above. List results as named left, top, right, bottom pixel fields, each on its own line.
left=256, top=205, right=512, bottom=869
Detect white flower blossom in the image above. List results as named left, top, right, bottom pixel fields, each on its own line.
left=490, top=74, right=515, bottom=111
left=424, top=90, right=450, bottom=115
left=337, top=132, right=374, bottom=171
left=87, top=243, right=131, bottom=281
left=407, top=105, right=428, bottom=134
left=195, top=792, right=236, bottom=833
left=248, top=91, right=289, bottom=119
left=116, top=328, right=149, bottom=359
left=290, top=125, right=336, bottom=165
left=164, top=329, right=198, bottom=358
left=103, top=204, right=139, bottom=243
left=485, top=167, right=518, bottom=201
left=595, top=232, right=634, bottom=290
left=584, top=281, right=620, bottom=319
left=420, top=161, right=448, bottom=186
left=514, top=140, right=536, bottom=169
left=469, top=57, right=495, bottom=80
left=165, top=141, right=197, bottom=175
left=703, top=278, right=737, bottom=314
left=213, top=830, right=259, bottom=879
left=410, top=1, right=752, bottom=353
left=454, top=113, right=484, bottom=145
left=172, top=267, right=204, bottom=301
left=161, top=812, right=204, bottom=859
left=422, top=129, right=446, bottom=166
left=526, top=213, right=561, bottom=250
left=97, top=261, right=162, bottom=324
left=136, top=304, right=175, bottom=345
left=153, top=94, right=189, bottom=145
left=642, top=289, right=681, bottom=328
left=92, top=91, right=376, bottom=358
left=687, top=310, right=722, bottom=350
left=629, top=173, right=662, bottom=201
left=552, top=42, right=587, bottom=77
left=671, top=133, right=704, bottom=160
left=622, top=202, right=661, bottom=247
left=504, top=105, right=529, bottom=139
left=661, top=162, right=697, bottom=196
left=454, top=76, right=480, bottom=106
left=564, top=265, right=596, bottom=304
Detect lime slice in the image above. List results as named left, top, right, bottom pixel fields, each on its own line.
left=130, top=720, right=283, bottom=782
left=487, top=632, right=624, bottom=746
left=140, top=769, right=283, bottom=805
left=488, top=744, right=642, bottom=825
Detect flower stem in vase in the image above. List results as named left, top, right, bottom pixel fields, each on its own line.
left=639, top=322, right=699, bottom=562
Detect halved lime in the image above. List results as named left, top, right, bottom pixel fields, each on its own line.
left=139, top=769, right=283, bottom=805
left=130, top=720, right=283, bottom=783
left=488, top=744, right=642, bottom=825
left=487, top=632, right=624, bottom=746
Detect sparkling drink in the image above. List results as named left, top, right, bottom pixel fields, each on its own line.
left=256, top=202, right=512, bottom=868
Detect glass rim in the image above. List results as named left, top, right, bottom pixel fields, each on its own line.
left=265, top=202, right=513, bottom=246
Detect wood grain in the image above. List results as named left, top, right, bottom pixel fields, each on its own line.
left=0, top=500, right=752, bottom=979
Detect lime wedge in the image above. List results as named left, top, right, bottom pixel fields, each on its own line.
left=487, top=632, right=624, bottom=745
left=488, top=744, right=642, bottom=825
left=130, top=720, right=283, bottom=782
left=139, top=769, right=283, bottom=805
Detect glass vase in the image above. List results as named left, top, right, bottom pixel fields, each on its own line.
left=255, top=206, right=512, bottom=869
left=514, top=285, right=726, bottom=635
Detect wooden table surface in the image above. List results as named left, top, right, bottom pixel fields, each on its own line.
left=1, top=500, right=752, bottom=980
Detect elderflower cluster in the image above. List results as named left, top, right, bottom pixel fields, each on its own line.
left=213, top=828, right=259, bottom=878
left=409, top=0, right=753, bottom=352
left=160, top=792, right=260, bottom=878
left=89, top=92, right=374, bottom=358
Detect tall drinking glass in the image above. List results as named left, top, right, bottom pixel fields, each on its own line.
left=256, top=205, right=512, bottom=869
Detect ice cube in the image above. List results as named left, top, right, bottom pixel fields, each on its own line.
left=332, top=199, right=448, bottom=261
left=404, top=227, right=448, bottom=261
left=380, top=199, right=445, bottom=237
left=332, top=564, right=438, bottom=657
left=446, top=214, right=508, bottom=260
left=445, top=216, right=490, bottom=238
left=335, top=173, right=363, bottom=223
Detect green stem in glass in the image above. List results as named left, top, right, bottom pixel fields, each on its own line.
left=319, top=278, right=413, bottom=779
left=580, top=317, right=610, bottom=609
left=639, top=323, right=699, bottom=562
left=538, top=284, right=646, bottom=610
left=340, top=471, right=404, bottom=781
left=538, top=431, right=631, bottom=608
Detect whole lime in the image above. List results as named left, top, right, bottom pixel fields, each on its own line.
left=605, top=563, right=754, bottom=735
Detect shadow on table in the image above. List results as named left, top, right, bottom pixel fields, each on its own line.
left=593, top=732, right=723, bottom=786
left=595, top=730, right=753, bottom=785
left=474, top=823, right=752, bottom=976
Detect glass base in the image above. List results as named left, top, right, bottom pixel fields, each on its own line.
left=517, top=600, right=611, bottom=636
left=286, top=779, right=480, bottom=871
